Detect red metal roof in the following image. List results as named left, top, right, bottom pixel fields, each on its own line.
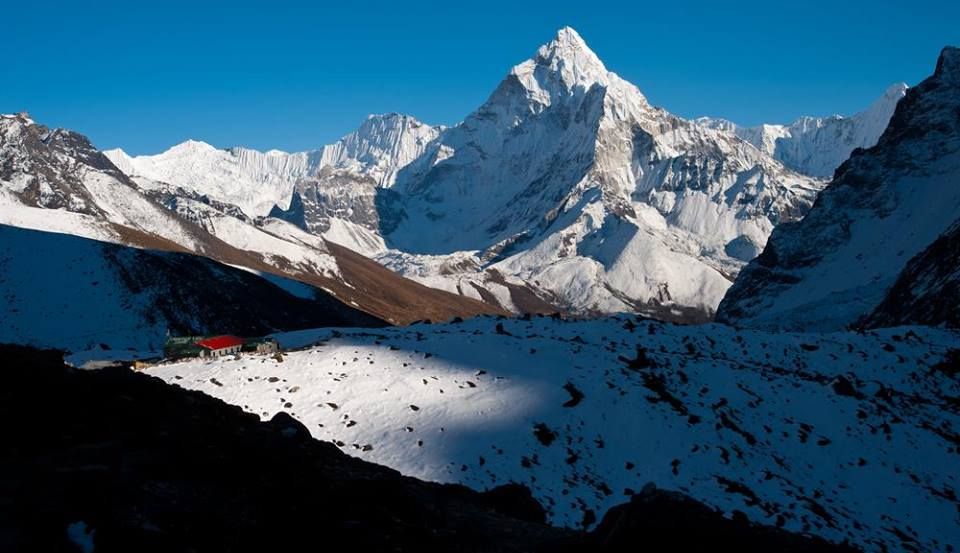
left=196, top=335, right=243, bottom=350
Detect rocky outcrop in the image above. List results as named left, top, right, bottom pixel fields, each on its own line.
left=858, top=217, right=960, bottom=328
left=588, top=484, right=857, bottom=552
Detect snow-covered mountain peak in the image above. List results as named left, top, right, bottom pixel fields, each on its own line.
left=354, top=113, right=442, bottom=142
left=319, top=112, right=442, bottom=187
left=509, top=26, right=613, bottom=103
left=881, top=81, right=909, bottom=100
left=1, top=112, right=36, bottom=127
left=373, top=28, right=824, bottom=318
left=101, top=147, right=135, bottom=174
left=535, top=26, right=607, bottom=82
left=165, top=139, right=220, bottom=156
left=851, top=81, right=909, bottom=133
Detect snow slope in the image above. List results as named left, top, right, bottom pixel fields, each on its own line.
left=151, top=315, right=960, bottom=552
left=697, top=83, right=907, bottom=178
left=860, top=217, right=960, bottom=328
left=0, top=224, right=379, bottom=357
left=0, top=225, right=164, bottom=354
left=717, top=47, right=960, bottom=331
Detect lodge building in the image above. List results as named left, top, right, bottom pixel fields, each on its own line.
left=196, top=335, right=244, bottom=357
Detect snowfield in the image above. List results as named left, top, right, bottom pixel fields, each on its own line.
left=150, top=315, right=960, bottom=552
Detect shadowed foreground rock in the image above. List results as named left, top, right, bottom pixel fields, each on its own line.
left=0, top=345, right=856, bottom=552
left=588, top=484, right=858, bottom=552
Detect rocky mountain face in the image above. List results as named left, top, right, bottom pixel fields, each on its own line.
left=119, top=28, right=826, bottom=321
left=0, top=344, right=860, bottom=552
left=698, top=83, right=907, bottom=178
left=268, top=167, right=384, bottom=236
left=858, top=217, right=960, bottom=328
left=0, top=112, right=505, bottom=345
left=717, top=47, right=960, bottom=331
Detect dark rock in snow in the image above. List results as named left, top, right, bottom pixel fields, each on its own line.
left=533, top=422, right=559, bottom=446
left=587, top=484, right=858, bottom=552
left=479, top=483, right=548, bottom=525
left=562, top=382, right=585, bottom=407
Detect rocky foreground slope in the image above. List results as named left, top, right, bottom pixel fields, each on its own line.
left=0, top=345, right=852, bottom=552
left=150, top=315, right=960, bottom=552
left=717, top=47, right=960, bottom=331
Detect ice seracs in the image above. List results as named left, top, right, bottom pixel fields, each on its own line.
left=105, top=141, right=322, bottom=218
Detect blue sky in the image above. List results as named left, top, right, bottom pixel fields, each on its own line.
left=3, top=0, right=957, bottom=154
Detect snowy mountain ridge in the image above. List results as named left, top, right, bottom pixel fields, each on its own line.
left=0, top=112, right=504, bottom=334
left=697, top=82, right=907, bottom=177
left=104, top=112, right=443, bottom=218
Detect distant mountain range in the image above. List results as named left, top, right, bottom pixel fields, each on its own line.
left=103, top=27, right=905, bottom=321
left=0, top=112, right=502, bottom=353
left=3, top=28, right=957, bottom=343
